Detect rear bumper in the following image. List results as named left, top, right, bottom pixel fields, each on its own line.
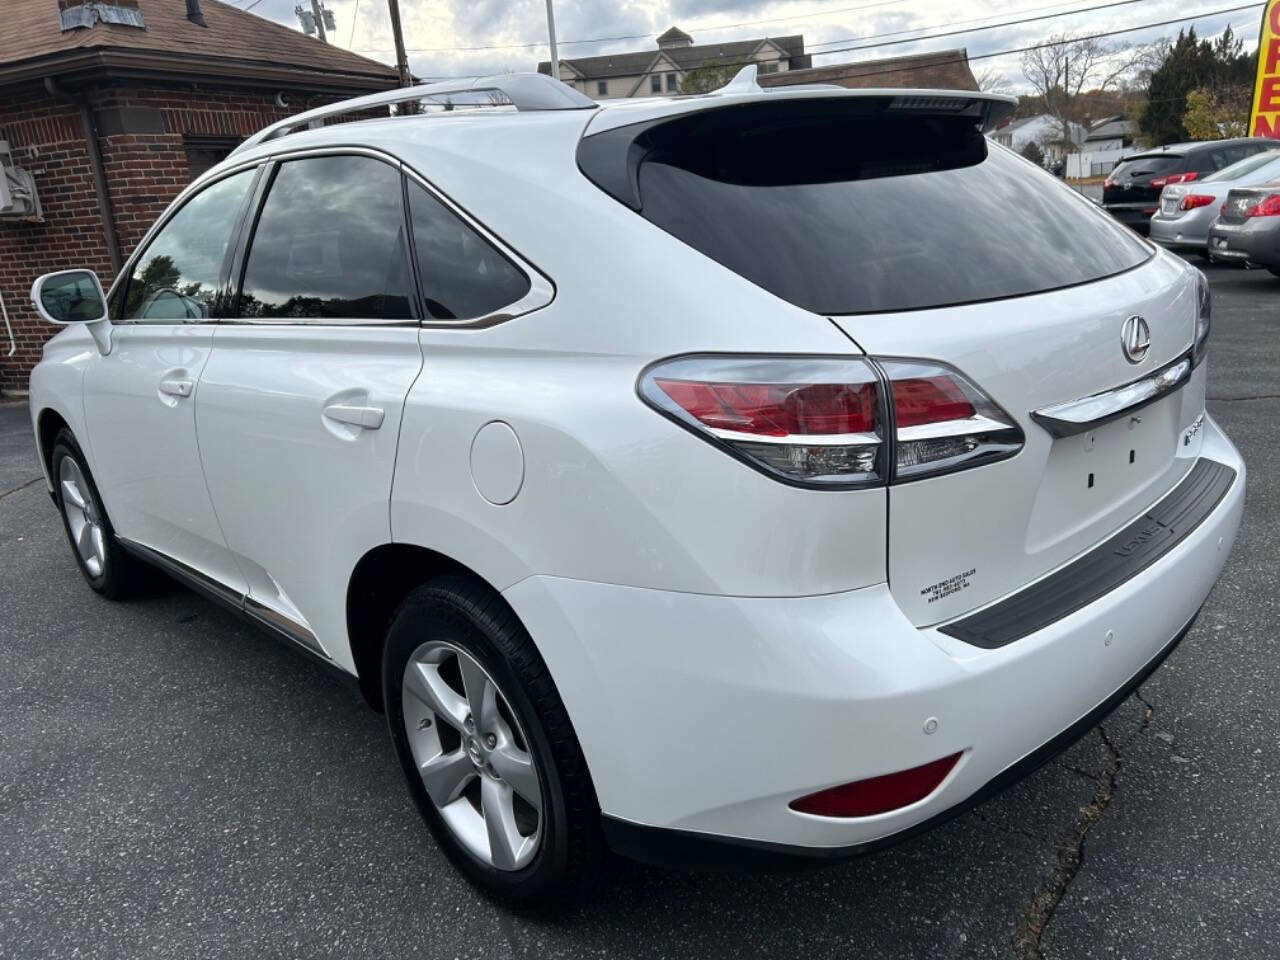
left=1103, top=202, right=1157, bottom=234
left=1209, top=220, right=1280, bottom=267
left=1149, top=213, right=1210, bottom=250
left=504, top=416, right=1244, bottom=859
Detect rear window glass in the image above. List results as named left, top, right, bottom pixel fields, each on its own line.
left=589, top=102, right=1152, bottom=315
left=1202, top=150, right=1280, bottom=182
left=1111, top=155, right=1183, bottom=180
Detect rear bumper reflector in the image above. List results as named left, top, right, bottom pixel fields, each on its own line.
left=939, top=459, right=1236, bottom=649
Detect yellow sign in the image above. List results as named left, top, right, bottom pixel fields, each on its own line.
left=1252, top=0, right=1280, bottom=138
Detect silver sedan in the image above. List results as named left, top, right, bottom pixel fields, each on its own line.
left=1150, top=150, right=1280, bottom=255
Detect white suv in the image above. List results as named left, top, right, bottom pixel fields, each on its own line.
left=27, top=73, right=1243, bottom=904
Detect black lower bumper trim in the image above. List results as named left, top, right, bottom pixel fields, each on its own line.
left=940, top=458, right=1234, bottom=649
left=602, top=609, right=1199, bottom=870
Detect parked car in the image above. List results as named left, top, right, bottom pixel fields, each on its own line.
left=1103, top=138, right=1280, bottom=234
left=1208, top=182, right=1280, bottom=274
left=27, top=74, right=1243, bottom=904
left=1150, top=150, right=1280, bottom=255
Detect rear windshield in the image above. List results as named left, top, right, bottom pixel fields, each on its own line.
left=1111, top=155, right=1183, bottom=180
left=1202, top=150, right=1280, bottom=182
left=582, top=101, right=1151, bottom=315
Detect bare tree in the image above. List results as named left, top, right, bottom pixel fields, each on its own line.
left=1021, top=34, right=1139, bottom=157
left=974, top=66, right=1014, bottom=96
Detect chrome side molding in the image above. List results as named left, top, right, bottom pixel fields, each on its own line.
left=116, top=538, right=331, bottom=662
left=1031, top=352, right=1193, bottom=439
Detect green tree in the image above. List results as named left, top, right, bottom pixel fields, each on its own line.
left=1183, top=86, right=1250, bottom=139
left=1020, top=140, right=1046, bottom=166
left=679, top=58, right=746, bottom=94
left=1141, top=27, right=1255, bottom=144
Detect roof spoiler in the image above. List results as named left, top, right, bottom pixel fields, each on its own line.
left=230, top=72, right=596, bottom=158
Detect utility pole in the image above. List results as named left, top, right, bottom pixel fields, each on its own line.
left=310, top=0, right=327, bottom=42
left=545, top=0, right=560, bottom=83
left=387, top=0, right=412, bottom=88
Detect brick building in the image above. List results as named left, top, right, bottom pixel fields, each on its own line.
left=0, top=0, right=398, bottom=394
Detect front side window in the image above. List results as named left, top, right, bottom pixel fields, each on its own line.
left=407, top=182, right=530, bottom=320
left=123, top=168, right=255, bottom=322
left=238, top=155, right=412, bottom=321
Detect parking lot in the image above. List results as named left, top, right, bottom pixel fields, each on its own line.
left=0, top=260, right=1276, bottom=959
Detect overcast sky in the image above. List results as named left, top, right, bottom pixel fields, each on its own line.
left=223, top=0, right=1263, bottom=91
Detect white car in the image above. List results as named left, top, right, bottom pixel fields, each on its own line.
left=27, top=72, right=1242, bottom=904
left=1150, top=147, right=1280, bottom=255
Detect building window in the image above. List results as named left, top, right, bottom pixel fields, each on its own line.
left=650, top=74, right=662, bottom=93
left=666, top=73, right=677, bottom=91
left=183, top=135, right=241, bottom=181
left=597, top=81, right=607, bottom=96
left=757, top=61, right=780, bottom=75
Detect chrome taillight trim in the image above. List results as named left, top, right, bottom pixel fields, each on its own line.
left=896, top=414, right=1014, bottom=443
left=1031, top=352, right=1192, bottom=439
left=707, top=428, right=882, bottom=447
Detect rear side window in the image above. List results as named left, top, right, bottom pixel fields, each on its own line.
left=1202, top=150, right=1280, bottom=182
left=583, top=101, right=1152, bottom=315
left=123, top=168, right=255, bottom=322
left=407, top=183, right=530, bottom=320
left=238, top=155, right=412, bottom=321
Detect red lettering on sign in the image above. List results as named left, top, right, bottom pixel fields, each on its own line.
left=1262, top=77, right=1280, bottom=113
left=1255, top=113, right=1280, bottom=138
left=1272, top=0, right=1280, bottom=33
left=1267, top=37, right=1280, bottom=75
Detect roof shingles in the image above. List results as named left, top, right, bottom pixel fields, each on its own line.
left=0, top=0, right=397, bottom=84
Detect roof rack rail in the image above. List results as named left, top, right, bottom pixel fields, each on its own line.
left=231, top=72, right=596, bottom=157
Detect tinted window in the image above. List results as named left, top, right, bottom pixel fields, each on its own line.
left=123, top=169, right=255, bottom=322
left=618, top=105, right=1151, bottom=314
left=1202, top=150, right=1280, bottom=182
left=408, top=183, right=530, bottom=320
left=1110, top=155, right=1183, bottom=180
left=238, top=155, right=412, bottom=321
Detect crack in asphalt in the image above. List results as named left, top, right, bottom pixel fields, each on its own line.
left=0, top=476, right=41, bottom=501
left=1012, top=692, right=1155, bottom=960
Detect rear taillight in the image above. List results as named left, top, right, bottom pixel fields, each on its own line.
left=1151, top=171, right=1197, bottom=188
left=1243, top=194, right=1280, bottom=218
left=641, top=357, right=886, bottom=487
left=789, top=752, right=963, bottom=818
left=639, top=356, right=1023, bottom=488
left=880, top=360, right=1024, bottom=480
left=1193, top=270, right=1211, bottom=367
left=1179, top=194, right=1215, bottom=211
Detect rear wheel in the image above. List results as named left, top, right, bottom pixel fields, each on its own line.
left=382, top=576, right=600, bottom=906
left=50, top=429, right=145, bottom=599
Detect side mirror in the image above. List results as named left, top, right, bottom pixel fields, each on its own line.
left=31, top=269, right=108, bottom=325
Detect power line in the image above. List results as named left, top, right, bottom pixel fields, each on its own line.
left=355, top=0, right=916, bottom=54
left=802, top=0, right=1153, bottom=50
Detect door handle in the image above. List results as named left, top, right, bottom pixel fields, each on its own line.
left=158, top=376, right=194, bottom=398
left=322, top=402, right=385, bottom=430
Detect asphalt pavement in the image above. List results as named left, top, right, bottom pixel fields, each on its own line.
left=0, top=262, right=1276, bottom=959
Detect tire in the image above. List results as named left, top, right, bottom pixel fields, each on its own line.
left=50, top=428, right=146, bottom=599
left=382, top=576, right=600, bottom=907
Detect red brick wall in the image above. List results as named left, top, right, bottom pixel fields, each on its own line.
left=0, top=80, right=332, bottom=392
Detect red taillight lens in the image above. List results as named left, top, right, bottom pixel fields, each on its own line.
left=1179, top=194, right=1215, bottom=211
left=1151, top=171, right=1196, bottom=189
left=891, top=375, right=975, bottom=427
left=879, top=360, right=1023, bottom=480
left=652, top=379, right=876, bottom=437
left=640, top=357, right=1023, bottom=488
left=641, top=357, right=885, bottom=487
left=790, top=752, right=963, bottom=818
left=1103, top=177, right=1114, bottom=188
left=1244, top=194, right=1280, bottom=218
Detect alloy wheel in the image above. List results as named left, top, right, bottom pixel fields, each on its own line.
left=59, top=456, right=106, bottom=579
left=402, top=640, right=543, bottom=871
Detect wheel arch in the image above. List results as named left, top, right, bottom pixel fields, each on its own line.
left=346, top=543, right=524, bottom=712
left=36, top=406, right=73, bottom=485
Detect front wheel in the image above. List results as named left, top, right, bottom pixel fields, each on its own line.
left=50, top=429, right=145, bottom=599
left=382, top=576, right=600, bottom=906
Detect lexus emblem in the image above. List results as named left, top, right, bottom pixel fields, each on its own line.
left=1121, top=315, right=1151, bottom=364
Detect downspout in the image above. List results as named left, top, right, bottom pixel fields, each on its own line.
left=43, top=77, right=122, bottom=275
